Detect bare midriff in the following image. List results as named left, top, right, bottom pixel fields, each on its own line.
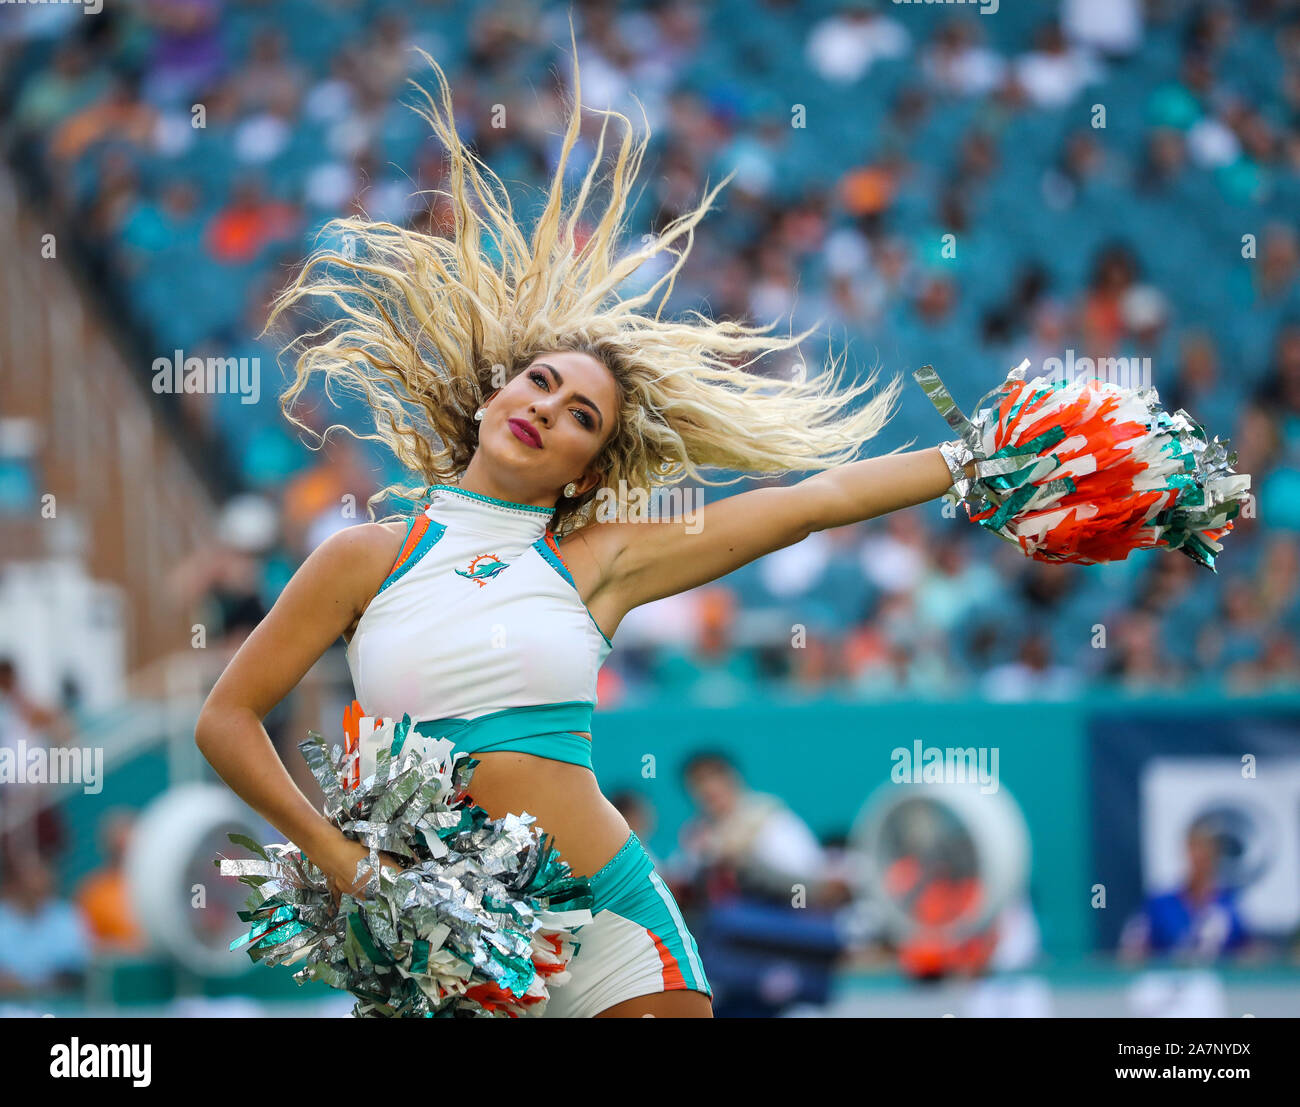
left=461, top=750, right=632, bottom=878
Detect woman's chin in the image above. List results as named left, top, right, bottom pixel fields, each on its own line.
left=486, top=438, right=550, bottom=482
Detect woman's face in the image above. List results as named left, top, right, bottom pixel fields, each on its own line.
left=477, top=350, right=618, bottom=501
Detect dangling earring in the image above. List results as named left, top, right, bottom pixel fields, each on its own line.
left=474, top=408, right=484, bottom=422
left=564, top=482, right=577, bottom=498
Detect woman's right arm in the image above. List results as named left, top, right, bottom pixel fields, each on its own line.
left=194, top=520, right=407, bottom=890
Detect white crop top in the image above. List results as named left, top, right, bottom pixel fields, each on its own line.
left=343, top=483, right=614, bottom=766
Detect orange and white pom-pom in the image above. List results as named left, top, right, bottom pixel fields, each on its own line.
left=914, top=360, right=1251, bottom=569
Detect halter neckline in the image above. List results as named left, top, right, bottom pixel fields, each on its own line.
left=423, top=483, right=555, bottom=541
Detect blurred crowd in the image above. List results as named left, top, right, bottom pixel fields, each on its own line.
left=3, top=0, right=1300, bottom=703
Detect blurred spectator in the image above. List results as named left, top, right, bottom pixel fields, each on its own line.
left=845, top=595, right=962, bottom=698
left=805, top=1, right=909, bottom=85
left=74, top=809, right=147, bottom=954
left=649, top=587, right=761, bottom=706
left=981, top=629, right=1082, bottom=701
left=1187, top=104, right=1241, bottom=172
left=839, top=152, right=905, bottom=222
left=280, top=433, right=379, bottom=558
left=823, top=218, right=888, bottom=325
left=1016, top=560, right=1076, bottom=618
left=748, top=241, right=800, bottom=324
left=84, top=148, right=142, bottom=244
left=1250, top=626, right=1300, bottom=691
left=0, top=657, right=68, bottom=873
left=1254, top=223, right=1299, bottom=307
left=1061, top=0, right=1143, bottom=59
left=237, top=28, right=306, bottom=115
left=11, top=41, right=107, bottom=137
left=119, top=178, right=203, bottom=271
left=982, top=262, right=1051, bottom=348
left=1080, top=241, right=1139, bottom=355
left=49, top=73, right=158, bottom=164
left=1197, top=579, right=1267, bottom=685
left=1165, top=330, right=1238, bottom=433
left=352, top=10, right=416, bottom=102
left=675, top=750, right=828, bottom=904
left=857, top=511, right=927, bottom=595
left=783, top=630, right=837, bottom=690
left=1018, top=295, right=1070, bottom=373
left=921, top=19, right=1006, bottom=99
left=674, top=751, right=845, bottom=1016
left=165, top=493, right=277, bottom=649
left=914, top=539, right=1001, bottom=636
left=1137, top=126, right=1189, bottom=195
left=1258, top=534, right=1300, bottom=627
left=1120, top=283, right=1168, bottom=355
left=233, top=82, right=298, bottom=165
left=140, top=0, right=227, bottom=105
left=755, top=527, right=833, bottom=605
left=1099, top=609, right=1183, bottom=692
left=1012, top=21, right=1103, bottom=109
left=0, top=856, right=91, bottom=998
left=203, top=177, right=299, bottom=265
left=0, top=656, right=62, bottom=740
left=1118, top=818, right=1251, bottom=963
left=1239, top=325, right=1300, bottom=504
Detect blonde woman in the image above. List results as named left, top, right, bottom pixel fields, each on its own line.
left=194, top=48, right=976, bottom=1019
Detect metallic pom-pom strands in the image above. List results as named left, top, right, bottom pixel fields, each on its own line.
left=217, top=711, right=595, bottom=1017
left=914, top=360, right=1253, bottom=570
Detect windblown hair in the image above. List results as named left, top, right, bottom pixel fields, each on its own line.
left=268, top=39, right=905, bottom=537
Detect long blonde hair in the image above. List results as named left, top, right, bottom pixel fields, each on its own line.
left=268, top=34, right=905, bottom=537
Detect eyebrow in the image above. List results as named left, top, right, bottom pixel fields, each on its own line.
left=534, top=362, right=604, bottom=431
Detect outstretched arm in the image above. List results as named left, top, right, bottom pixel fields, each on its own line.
left=581, top=445, right=970, bottom=615
left=798, top=444, right=969, bottom=532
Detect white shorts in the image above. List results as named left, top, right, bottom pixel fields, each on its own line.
left=543, top=832, right=711, bottom=1017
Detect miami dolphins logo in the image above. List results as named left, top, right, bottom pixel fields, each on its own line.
left=455, top=553, right=509, bottom=587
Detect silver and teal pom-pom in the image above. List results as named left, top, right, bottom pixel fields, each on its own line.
left=217, top=711, right=594, bottom=1017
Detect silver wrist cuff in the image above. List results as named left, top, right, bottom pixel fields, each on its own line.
left=938, top=438, right=976, bottom=500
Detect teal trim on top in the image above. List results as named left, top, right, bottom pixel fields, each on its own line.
left=377, top=517, right=447, bottom=595
left=412, top=701, right=595, bottom=769
left=534, top=534, right=575, bottom=585
left=533, top=536, right=615, bottom=649
left=427, top=483, right=555, bottom=516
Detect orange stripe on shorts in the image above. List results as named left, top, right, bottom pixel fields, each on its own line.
left=647, top=927, right=687, bottom=990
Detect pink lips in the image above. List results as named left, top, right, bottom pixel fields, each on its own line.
left=508, top=418, right=542, bottom=448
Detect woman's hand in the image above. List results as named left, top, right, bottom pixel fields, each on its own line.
left=313, top=833, right=406, bottom=907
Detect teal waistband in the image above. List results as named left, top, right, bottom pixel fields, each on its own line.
left=411, top=701, right=595, bottom=769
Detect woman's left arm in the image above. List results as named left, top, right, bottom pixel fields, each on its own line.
left=798, top=444, right=973, bottom=531
left=590, top=446, right=970, bottom=612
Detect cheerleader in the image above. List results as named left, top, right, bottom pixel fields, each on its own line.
left=196, top=40, right=1241, bottom=1017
